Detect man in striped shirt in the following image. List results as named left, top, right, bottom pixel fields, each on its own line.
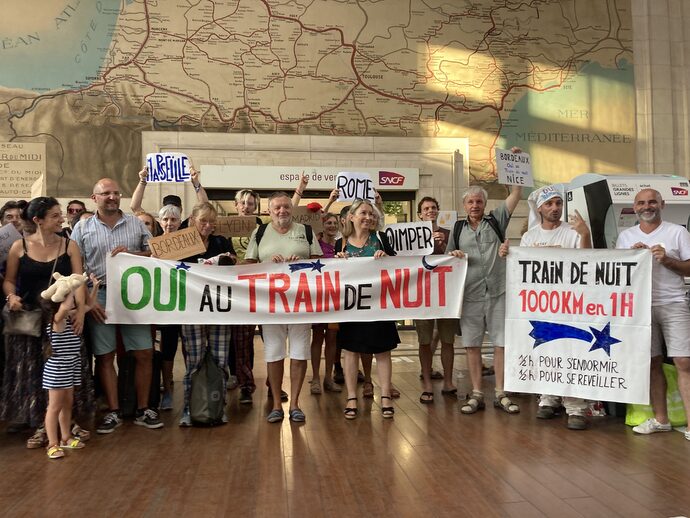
left=72, top=178, right=163, bottom=433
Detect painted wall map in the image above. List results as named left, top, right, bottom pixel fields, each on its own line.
left=0, top=0, right=634, bottom=196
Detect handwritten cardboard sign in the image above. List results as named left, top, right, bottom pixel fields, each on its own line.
left=215, top=216, right=257, bottom=238
left=437, top=210, right=457, bottom=230
left=292, top=206, right=323, bottom=234
left=495, top=148, right=533, bottom=187
left=0, top=223, right=22, bottom=266
left=145, top=152, right=191, bottom=183
left=384, top=221, right=434, bottom=256
left=336, top=172, right=375, bottom=202
left=149, top=226, right=206, bottom=260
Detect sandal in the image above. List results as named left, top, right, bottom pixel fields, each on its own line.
left=60, top=437, right=86, bottom=449
left=381, top=396, right=395, bottom=418
left=343, top=397, right=358, bottom=420
left=362, top=381, right=374, bottom=399
left=494, top=393, right=520, bottom=414
left=71, top=423, right=91, bottom=442
left=460, top=391, right=485, bottom=414
left=419, top=391, right=434, bottom=404
left=26, top=427, right=48, bottom=449
left=288, top=408, right=306, bottom=422
left=266, top=409, right=285, bottom=423
left=323, top=379, right=342, bottom=393
left=46, top=445, right=65, bottom=459
left=310, top=379, right=322, bottom=395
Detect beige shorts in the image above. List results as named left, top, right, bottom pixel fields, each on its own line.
left=460, top=293, right=506, bottom=348
left=651, top=302, right=690, bottom=357
left=414, top=319, right=458, bottom=345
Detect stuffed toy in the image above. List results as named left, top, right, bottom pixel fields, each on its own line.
left=41, top=272, right=88, bottom=302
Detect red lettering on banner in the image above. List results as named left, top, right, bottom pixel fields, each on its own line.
left=434, top=266, right=451, bottom=306
left=380, top=269, right=402, bottom=308
left=323, top=272, right=340, bottom=311
left=269, top=274, right=291, bottom=313
left=424, top=270, right=431, bottom=307
left=518, top=289, right=585, bottom=314
left=293, top=273, right=314, bottom=312
left=403, top=268, right=424, bottom=307
left=238, top=273, right=267, bottom=312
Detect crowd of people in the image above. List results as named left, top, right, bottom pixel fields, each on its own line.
left=0, top=167, right=688, bottom=460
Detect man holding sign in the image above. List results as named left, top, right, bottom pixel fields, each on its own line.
left=617, top=189, right=690, bottom=440
left=446, top=179, right=521, bottom=416
left=510, top=185, right=592, bottom=430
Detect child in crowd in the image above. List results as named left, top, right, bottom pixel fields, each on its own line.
left=42, top=274, right=99, bottom=459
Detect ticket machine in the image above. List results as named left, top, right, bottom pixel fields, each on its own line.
left=565, top=174, right=690, bottom=248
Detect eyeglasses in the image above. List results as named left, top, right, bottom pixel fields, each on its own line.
left=94, top=191, right=121, bottom=197
left=67, top=207, right=83, bottom=214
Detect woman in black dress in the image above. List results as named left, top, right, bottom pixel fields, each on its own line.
left=336, top=200, right=399, bottom=419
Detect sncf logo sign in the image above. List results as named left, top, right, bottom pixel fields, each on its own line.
left=671, top=187, right=688, bottom=196
left=379, top=171, right=405, bottom=186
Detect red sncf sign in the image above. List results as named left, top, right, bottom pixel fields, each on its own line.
left=379, top=171, right=405, bottom=186
left=671, top=187, right=688, bottom=196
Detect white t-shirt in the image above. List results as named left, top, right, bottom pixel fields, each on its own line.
left=616, top=221, right=690, bottom=305
left=520, top=222, right=580, bottom=249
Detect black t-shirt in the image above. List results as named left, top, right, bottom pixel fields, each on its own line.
left=182, top=234, right=235, bottom=263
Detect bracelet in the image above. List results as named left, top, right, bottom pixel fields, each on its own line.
left=193, top=183, right=201, bottom=193
left=139, top=180, right=147, bottom=185
left=295, top=190, right=303, bottom=196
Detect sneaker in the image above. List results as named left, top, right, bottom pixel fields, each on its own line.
left=239, top=388, right=253, bottom=404
left=26, top=427, right=48, bottom=449
left=222, top=411, right=229, bottom=424
left=134, top=408, right=164, bottom=429
left=632, top=418, right=672, bottom=435
left=536, top=405, right=557, bottom=419
left=684, top=429, right=689, bottom=441
left=567, top=414, right=587, bottom=430
left=71, top=424, right=91, bottom=442
left=179, top=408, right=192, bottom=427
left=160, top=392, right=174, bottom=411
left=97, top=412, right=122, bottom=434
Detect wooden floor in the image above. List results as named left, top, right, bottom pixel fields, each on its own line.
left=1, top=333, right=689, bottom=518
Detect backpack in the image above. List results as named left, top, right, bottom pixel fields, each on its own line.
left=190, top=347, right=225, bottom=426
left=452, top=213, right=505, bottom=245
left=254, top=223, right=313, bottom=246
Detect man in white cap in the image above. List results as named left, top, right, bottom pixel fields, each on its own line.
left=513, top=185, right=592, bottom=429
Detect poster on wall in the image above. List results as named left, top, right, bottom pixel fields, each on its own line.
left=0, top=142, right=46, bottom=198
left=504, top=247, right=652, bottom=404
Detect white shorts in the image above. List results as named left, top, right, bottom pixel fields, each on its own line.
left=262, top=323, right=311, bottom=362
left=651, top=302, right=690, bottom=357
left=460, top=293, right=505, bottom=348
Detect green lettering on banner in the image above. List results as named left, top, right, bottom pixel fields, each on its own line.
left=178, top=270, right=186, bottom=311
left=122, top=267, right=151, bottom=310
left=154, top=268, right=177, bottom=311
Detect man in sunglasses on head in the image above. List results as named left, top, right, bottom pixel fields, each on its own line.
left=71, top=178, right=163, bottom=434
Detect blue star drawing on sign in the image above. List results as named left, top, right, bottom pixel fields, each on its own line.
left=288, top=260, right=325, bottom=273
left=588, top=323, right=621, bottom=356
left=528, top=321, right=622, bottom=357
left=175, top=262, right=191, bottom=271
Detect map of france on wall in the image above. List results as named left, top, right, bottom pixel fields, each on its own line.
left=0, top=0, right=634, bottom=196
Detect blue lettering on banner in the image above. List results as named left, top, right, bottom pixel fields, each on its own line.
left=146, top=153, right=191, bottom=182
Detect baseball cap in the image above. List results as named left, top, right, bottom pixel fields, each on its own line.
left=162, top=195, right=182, bottom=208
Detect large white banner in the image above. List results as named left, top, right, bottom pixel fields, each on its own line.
left=106, top=254, right=466, bottom=325
left=505, top=247, right=652, bottom=404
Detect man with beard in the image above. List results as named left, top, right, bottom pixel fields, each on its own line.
left=616, top=188, right=690, bottom=440
left=244, top=192, right=323, bottom=424
left=517, top=185, right=592, bottom=429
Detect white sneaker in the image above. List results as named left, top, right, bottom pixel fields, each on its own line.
left=632, top=418, right=672, bottom=435
left=179, top=408, right=192, bottom=427
left=684, top=429, right=689, bottom=441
